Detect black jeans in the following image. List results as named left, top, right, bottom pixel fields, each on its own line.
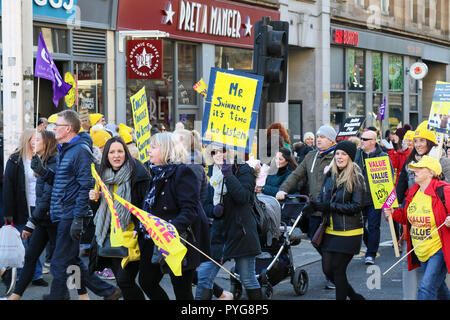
left=138, top=237, right=194, bottom=300
left=109, top=259, right=145, bottom=300
left=322, top=250, right=363, bottom=300
left=13, top=223, right=57, bottom=296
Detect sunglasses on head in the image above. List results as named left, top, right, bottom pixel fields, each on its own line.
left=211, top=148, right=226, bottom=156
left=361, top=137, right=374, bottom=141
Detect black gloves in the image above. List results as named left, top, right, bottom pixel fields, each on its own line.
left=310, top=201, right=330, bottom=214
left=221, top=163, right=233, bottom=177
left=31, top=154, right=46, bottom=176
left=70, top=217, right=84, bottom=241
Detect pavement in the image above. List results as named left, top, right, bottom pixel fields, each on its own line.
left=1, top=217, right=449, bottom=301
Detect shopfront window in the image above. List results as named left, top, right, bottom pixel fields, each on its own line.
left=215, top=46, right=253, bottom=70
left=348, top=92, right=365, bottom=117
left=389, top=55, right=403, bottom=92
left=389, top=94, right=403, bottom=129
left=33, top=26, right=68, bottom=53
left=126, top=41, right=175, bottom=128
left=178, top=43, right=197, bottom=105
left=371, top=93, right=383, bottom=131
left=372, top=52, right=382, bottom=92
left=331, top=47, right=345, bottom=90
left=347, top=49, right=365, bottom=90
left=75, top=62, right=104, bottom=115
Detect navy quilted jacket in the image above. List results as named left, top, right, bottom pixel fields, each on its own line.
left=50, top=132, right=94, bottom=222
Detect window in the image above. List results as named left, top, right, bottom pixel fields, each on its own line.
left=75, top=62, right=104, bottom=115
left=389, top=55, right=403, bottom=92
left=348, top=93, right=365, bottom=117
left=411, top=0, right=418, bottom=23
left=331, top=47, right=345, bottom=90
left=215, top=46, right=253, bottom=70
left=126, top=41, right=174, bottom=128
left=33, top=26, right=68, bottom=53
left=372, top=52, right=382, bottom=92
left=178, top=43, right=197, bottom=105
left=389, top=94, right=403, bottom=129
left=371, top=93, right=383, bottom=131
left=347, top=49, right=365, bottom=90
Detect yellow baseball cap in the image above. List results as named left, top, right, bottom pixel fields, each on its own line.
left=48, top=113, right=58, bottom=124
left=89, top=113, right=104, bottom=126
left=414, top=121, right=436, bottom=144
left=408, top=155, right=442, bottom=176
left=91, top=128, right=111, bottom=148
left=118, top=123, right=133, bottom=144
left=403, top=130, right=414, bottom=141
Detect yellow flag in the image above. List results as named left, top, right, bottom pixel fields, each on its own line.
left=114, top=194, right=187, bottom=276
left=91, top=164, right=124, bottom=246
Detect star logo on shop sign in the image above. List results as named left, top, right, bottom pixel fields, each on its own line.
left=244, top=16, right=252, bottom=37
left=162, top=1, right=176, bottom=25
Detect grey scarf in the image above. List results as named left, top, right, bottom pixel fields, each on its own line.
left=94, top=161, right=132, bottom=247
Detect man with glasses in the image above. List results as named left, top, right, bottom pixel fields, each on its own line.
left=38, top=110, right=120, bottom=300
left=354, top=129, right=392, bottom=265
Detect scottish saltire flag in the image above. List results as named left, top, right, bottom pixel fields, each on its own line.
left=35, top=32, right=72, bottom=107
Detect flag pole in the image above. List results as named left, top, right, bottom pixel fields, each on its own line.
left=34, top=77, right=40, bottom=153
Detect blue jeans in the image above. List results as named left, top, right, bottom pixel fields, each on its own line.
left=362, top=205, right=381, bottom=259
left=48, top=219, right=116, bottom=299
left=196, top=256, right=260, bottom=299
left=418, top=249, right=450, bottom=300
left=15, top=223, right=43, bottom=281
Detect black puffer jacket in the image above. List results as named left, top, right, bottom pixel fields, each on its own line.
left=317, top=168, right=365, bottom=232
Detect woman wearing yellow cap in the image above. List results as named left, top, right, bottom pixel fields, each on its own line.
left=384, top=155, right=450, bottom=300
left=395, top=120, right=450, bottom=299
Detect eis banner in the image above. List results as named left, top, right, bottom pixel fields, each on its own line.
left=365, top=156, right=398, bottom=209
left=201, top=68, right=263, bottom=153
left=130, top=87, right=151, bottom=163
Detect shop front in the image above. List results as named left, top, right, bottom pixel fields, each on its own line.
left=0, top=0, right=117, bottom=126
left=116, top=0, right=279, bottom=130
left=329, top=24, right=450, bottom=133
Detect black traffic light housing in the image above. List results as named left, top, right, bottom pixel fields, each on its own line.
left=253, top=17, right=289, bottom=103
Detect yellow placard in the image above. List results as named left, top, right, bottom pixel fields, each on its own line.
left=130, top=87, right=151, bottom=163
left=91, top=164, right=124, bottom=246
left=64, top=72, right=76, bottom=108
left=365, top=156, right=398, bottom=209
left=193, top=78, right=208, bottom=98
left=114, top=194, right=187, bottom=276
left=202, top=69, right=262, bottom=152
left=427, top=81, right=450, bottom=134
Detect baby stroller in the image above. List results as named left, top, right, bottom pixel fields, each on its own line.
left=230, top=194, right=309, bottom=300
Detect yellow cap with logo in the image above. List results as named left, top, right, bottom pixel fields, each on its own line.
left=408, top=155, right=442, bottom=176
left=414, top=121, right=436, bottom=144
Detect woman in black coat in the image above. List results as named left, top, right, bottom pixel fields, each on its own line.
left=310, top=141, right=365, bottom=300
left=138, top=132, right=210, bottom=300
left=197, top=146, right=263, bottom=300
left=8, top=130, right=58, bottom=299
left=88, top=136, right=151, bottom=300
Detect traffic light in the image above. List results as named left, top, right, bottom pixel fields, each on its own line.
left=254, top=17, right=289, bottom=102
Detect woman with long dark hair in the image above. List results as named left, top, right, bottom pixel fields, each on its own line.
left=311, top=140, right=366, bottom=300
left=89, top=136, right=150, bottom=300
left=8, top=130, right=58, bottom=299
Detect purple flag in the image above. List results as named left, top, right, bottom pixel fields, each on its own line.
left=378, top=97, right=386, bottom=121
left=35, top=32, right=72, bottom=107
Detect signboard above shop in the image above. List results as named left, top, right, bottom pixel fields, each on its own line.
left=117, top=0, right=280, bottom=49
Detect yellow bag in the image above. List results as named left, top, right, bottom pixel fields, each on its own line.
left=120, top=222, right=141, bottom=269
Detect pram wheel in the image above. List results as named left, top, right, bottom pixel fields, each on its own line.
left=292, top=267, right=308, bottom=296
left=230, top=267, right=243, bottom=300
left=261, top=283, right=273, bottom=300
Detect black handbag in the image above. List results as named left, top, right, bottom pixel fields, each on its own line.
left=311, top=216, right=327, bottom=249
left=98, top=237, right=128, bottom=258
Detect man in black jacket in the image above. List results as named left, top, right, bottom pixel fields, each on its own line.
left=354, top=130, right=392, bottom=265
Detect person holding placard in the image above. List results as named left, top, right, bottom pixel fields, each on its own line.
left=311, top=140, right=366, bottom=300
left=354, top=129, right=391, bottom=265
left=384, top=155, right=450, bottom=300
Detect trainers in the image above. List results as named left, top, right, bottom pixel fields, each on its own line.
left=365, top=256, right=375, bottom=265
left=325, top=280, right=336, bottom=290
left=32, top=278, right=49, bottom=287
left=218, top=290, right=234, bottom=300
left=96, top=268, right=115, bottom=280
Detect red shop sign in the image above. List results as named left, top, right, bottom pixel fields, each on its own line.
left=127, top=40, right=163, bottom=79
left=117, top=0, right=280, bottom=49
left=332, top=29, right=359, bottom=46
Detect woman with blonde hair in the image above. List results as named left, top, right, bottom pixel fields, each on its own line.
left=310, top=140, right=366, bottom=300
left=137, top=132, right=210, bottom=300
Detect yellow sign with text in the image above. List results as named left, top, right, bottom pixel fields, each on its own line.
left=130, top=87, right=151, bottom=163
left=202, top=69, right=263, bottom=152
left=365, top=156, right=398, bottom=209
